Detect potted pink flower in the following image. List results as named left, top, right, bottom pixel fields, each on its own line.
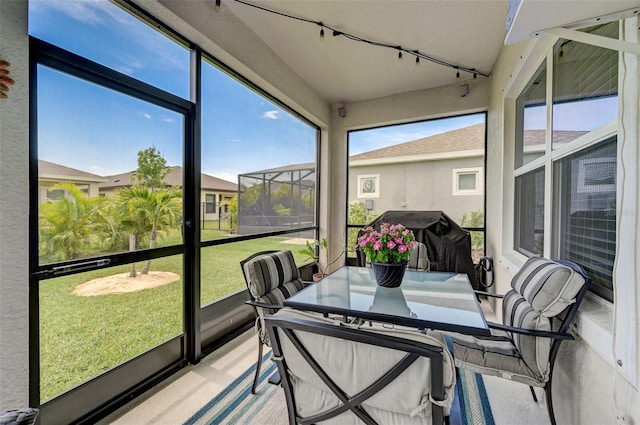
left=357, top=223, right=417, bottom=287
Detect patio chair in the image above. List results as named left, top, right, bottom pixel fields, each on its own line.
left=442, top=257, right=591, bottom=425
left=266, top=307, right=456, bottom=425
left=241, top=250, right=310, bottom=394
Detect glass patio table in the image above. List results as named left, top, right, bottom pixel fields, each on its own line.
left=284, top=266, right=490, bottom=336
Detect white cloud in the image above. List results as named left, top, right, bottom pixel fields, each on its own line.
left=262, top=110, right=281, bottom=120
left=143, top=113, right=152, bottom=119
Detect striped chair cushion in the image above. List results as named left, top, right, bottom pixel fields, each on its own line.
left=444, top=329, right=544, bottom=387
left=244, top=250, right=303, bottom=299
left=510, top=257, right=586, bottom=317
left=243, top=250, right=307, bottom=346
left=502, top=290, right=552, bottom=380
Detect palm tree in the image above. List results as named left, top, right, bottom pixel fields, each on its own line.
left=116, top=186, right=182, bottom=276
left=39, top=183, right=113, bottom=262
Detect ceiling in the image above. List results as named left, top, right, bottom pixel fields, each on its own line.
left=221, top=0, right=509, bottom=104
left=175, top=0, right=640, bottom=105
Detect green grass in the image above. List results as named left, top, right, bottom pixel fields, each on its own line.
left=39, top=230, right=309, bottom=401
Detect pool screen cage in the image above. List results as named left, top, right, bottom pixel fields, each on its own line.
left=237, top=163, right=316, bottom=236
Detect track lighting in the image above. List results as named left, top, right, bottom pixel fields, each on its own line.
left=398, top=50, right=403, bottom=61
left=415, top=56, right=420, bottom=65
left=214, top=0, right=221, bottom=12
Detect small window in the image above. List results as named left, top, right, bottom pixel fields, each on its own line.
left=453, top=168, right=482, bottom=195
left=47, top=189, right=66, bottom=201
left=357, top=174, right=379, bottom=198
left=205, top=194, right=216, bottom=214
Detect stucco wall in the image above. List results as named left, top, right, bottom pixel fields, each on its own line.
left=349, top=156, right=484, bottom=223
left=0, top=0, right=30, bottom=410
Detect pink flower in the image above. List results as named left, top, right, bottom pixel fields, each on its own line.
left=373, top=241, right=382, bottom=251
left=387, top=240, right=396, bottom=249
left=398, top=245, right=407, bottom=253
left=395, top=237, right=403, bottom=244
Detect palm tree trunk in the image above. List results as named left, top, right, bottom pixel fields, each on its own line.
left=129, top=233, right=137, bottom=277
left=141, top=223, right=157, bottom=274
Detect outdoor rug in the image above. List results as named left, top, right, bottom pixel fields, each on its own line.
left=183, top=352, right=495, bottom=425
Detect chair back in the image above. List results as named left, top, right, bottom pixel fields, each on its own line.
left=266, top=308, right=455, bottom=425
left=408, top=242, right=430, bottom=271
left=241, top=250, right=306, bottom=346
left=502, top=257, right=591, bottom=381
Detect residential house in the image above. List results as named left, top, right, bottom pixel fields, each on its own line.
left=349, top=123, right=485, bottom=223
left=100, top=166, right=238, bottom=221
left=37, top=160, right=107, bottom=203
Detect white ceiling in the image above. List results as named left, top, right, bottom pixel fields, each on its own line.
left=181, top=0, right=640, bottom=104
left=222, top=0, right=509, bottom=103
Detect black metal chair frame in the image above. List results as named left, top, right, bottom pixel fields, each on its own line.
left=240, top=250, right=282, bottom=394
left=266, top=313, right=449, bottom=425
left=473, top=259, right=592, bottom=425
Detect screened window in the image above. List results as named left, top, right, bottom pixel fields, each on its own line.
left=347, top=114, right=486, bottom=260
left=556, top=138, right=616, bottom=300
left=29, top=0, right=190, bottom=98
left=514, top=168, right=544, bottom=256
left=552, top=23, right=618, bottom=149
left=513, top=23, right=618, bottom=301
left=515, top=61, right=546, bottom=168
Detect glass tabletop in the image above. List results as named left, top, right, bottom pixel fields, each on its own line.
left=284, top=266, right=489, bottom=336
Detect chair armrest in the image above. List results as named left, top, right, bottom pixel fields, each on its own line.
left=487, top=322, right=574, bottom=340
left=245, top=300, right=285, bottom=310
left=474, top=290, right=503, bottom=299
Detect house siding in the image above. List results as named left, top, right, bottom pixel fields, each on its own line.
left=349, top=155, right=483, bottom=223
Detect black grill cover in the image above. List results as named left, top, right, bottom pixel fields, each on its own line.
left=356, top=210, right=479, bottom=289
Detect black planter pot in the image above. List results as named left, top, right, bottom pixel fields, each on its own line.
left=371, top=262, right=407, bottom=288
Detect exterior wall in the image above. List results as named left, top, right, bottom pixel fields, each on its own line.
left=349, top=155, right=484, bottom=224
left=486, top=28, right=640, bottom=425
left=0, top=0, right=30, bottom=410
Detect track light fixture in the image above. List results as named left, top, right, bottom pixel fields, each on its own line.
left=218, top=0, right=490, bottom=81
left=214, top=0, right=221, bottom=12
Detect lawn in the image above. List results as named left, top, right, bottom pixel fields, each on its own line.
left=39, top=228, right=309, bottom=401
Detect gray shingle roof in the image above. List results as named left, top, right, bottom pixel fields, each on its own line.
left=350, top=123, right=485, bottom=161
left=38, top=160, right=107, bottom=182
left=99, top=166, right=237, bottom=191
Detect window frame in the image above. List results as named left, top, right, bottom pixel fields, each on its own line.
left=357, top=174, right=380, bottom=198
left=452, top=167, right=483, bottom=195
left=511, top=35, right=619, bottom=303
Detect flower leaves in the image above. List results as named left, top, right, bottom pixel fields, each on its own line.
left=357, top=222, right=417, bottom=264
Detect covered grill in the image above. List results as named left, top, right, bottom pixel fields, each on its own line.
left=356, top=210, right=479, bottom=289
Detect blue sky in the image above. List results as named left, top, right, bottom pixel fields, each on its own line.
left=29, top=0, right=615, bottom=183
left=28, top=0, right=489, bottom=184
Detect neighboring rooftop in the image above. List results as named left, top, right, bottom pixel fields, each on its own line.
left=38, top=160, right=107, bottom=182
left=350, top=123, right=485, bottom=162
left=99, top=166, right=237, bottom=192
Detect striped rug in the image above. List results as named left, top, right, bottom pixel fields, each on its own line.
left=184, top=353, right=495, bottom=425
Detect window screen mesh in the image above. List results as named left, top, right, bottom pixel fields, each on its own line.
left=515, top=168, right=544, bottom=256
left=557, top=138, right=616, bottom=299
